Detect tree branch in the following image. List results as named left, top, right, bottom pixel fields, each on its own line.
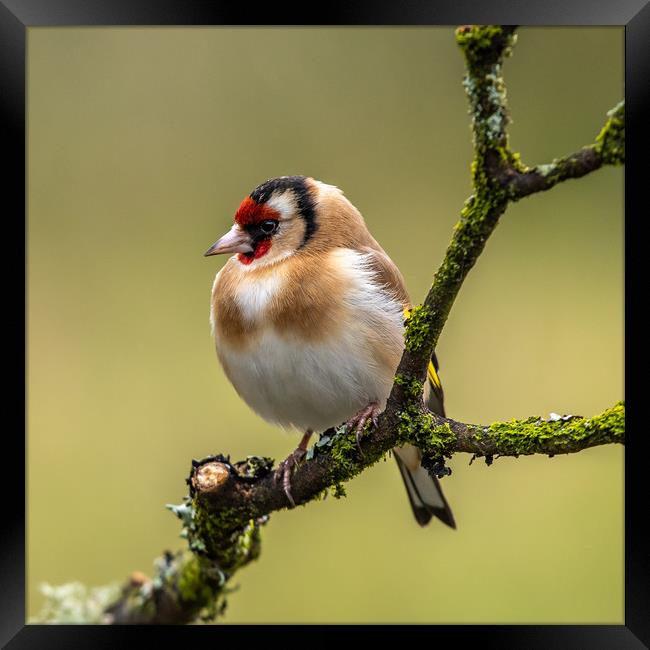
left=501, top=100, right=625, bottom=199
left=95, top=400, right=624, bottom=624
left=34, top=25, right=625, bottom=625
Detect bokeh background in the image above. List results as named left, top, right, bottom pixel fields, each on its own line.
left=27, top=27, right=623, bottom=623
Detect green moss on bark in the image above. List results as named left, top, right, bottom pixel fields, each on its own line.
left=175, top=553, right=222, bottom=606
left=329, top=426, right=360, bottom=479
left=191, top=505, right=260, bottom=572
left=404, top=306, right=434, bottom=353
left=595, top=101, right=625, bottom=165
left=472, top=401, right=625, bottom=456
left=394, top=373, right=424, bottom=399
left=394, top=373, right=456, bottom=462
left=455, top=26, right=516, bottom=71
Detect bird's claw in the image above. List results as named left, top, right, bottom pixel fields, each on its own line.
left=346, top=402, right=381, bottom=456
left=274, top=447, right=307, bottom=508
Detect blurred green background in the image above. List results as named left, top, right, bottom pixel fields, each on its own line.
left=27, top=27, right=623, bottom=623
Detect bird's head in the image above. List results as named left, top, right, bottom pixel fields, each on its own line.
left=204, top=176, right=320, bottom=267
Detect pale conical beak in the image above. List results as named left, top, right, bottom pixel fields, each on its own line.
left=203, top=224, right=253, bottom=257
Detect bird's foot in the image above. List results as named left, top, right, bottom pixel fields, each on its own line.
left=274, top=448, right=306, bottom=508
left=346, top=402, right=381, bottom=456
left=274, top=431, right=313, bottom=508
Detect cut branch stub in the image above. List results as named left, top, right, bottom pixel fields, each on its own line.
left=187, top=458, right=266, bottom=573
left=192, top=462, right=230, bottom=495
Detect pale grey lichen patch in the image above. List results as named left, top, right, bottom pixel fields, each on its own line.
left=33, top=581, right=121, bottom=623
left=486, top=112, right=504, bottom=140
left=536, top=163, right=554, bottom=177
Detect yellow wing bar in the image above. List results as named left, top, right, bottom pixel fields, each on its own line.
left=427, top=360, right=442, bottom=391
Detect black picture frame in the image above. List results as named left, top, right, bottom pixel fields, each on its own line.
left=4, top=0, right=644, bottom=646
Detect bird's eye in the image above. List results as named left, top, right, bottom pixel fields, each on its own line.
left=259, top=220, right=279, bottom=235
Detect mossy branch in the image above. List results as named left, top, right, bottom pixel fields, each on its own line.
left=501, top=100, right=625, bottom=199
left=74, top=394, right=622, bottom=625
left=35, top=26, right=624, bottom=625
left=92, top=399, right=624, bottom=624
left=445, top=401, right=625, bottom=458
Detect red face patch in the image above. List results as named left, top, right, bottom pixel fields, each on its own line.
left=234, top=197, right=279, bottom=265
left=234, top=197, right=280, bottom=226
left=237, top=239, right=272, bottom=265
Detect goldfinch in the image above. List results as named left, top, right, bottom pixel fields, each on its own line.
left=205, top=176, right=455, bottom=528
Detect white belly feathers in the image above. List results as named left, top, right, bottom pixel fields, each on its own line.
left=213, top=248, right=405, bottom=433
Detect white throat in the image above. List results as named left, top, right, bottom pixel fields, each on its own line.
left=234, top=272, right=283, bottom=322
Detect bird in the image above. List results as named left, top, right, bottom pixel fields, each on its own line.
left=204, top=175, right=455, bottom=528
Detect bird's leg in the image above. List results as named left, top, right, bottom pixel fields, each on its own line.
left=274, top=430, right=313, bottom=508
left=346, top=402, right=381, bottom=455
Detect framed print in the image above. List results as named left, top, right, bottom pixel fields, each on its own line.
left=3, top=0, right=646, bottom=646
